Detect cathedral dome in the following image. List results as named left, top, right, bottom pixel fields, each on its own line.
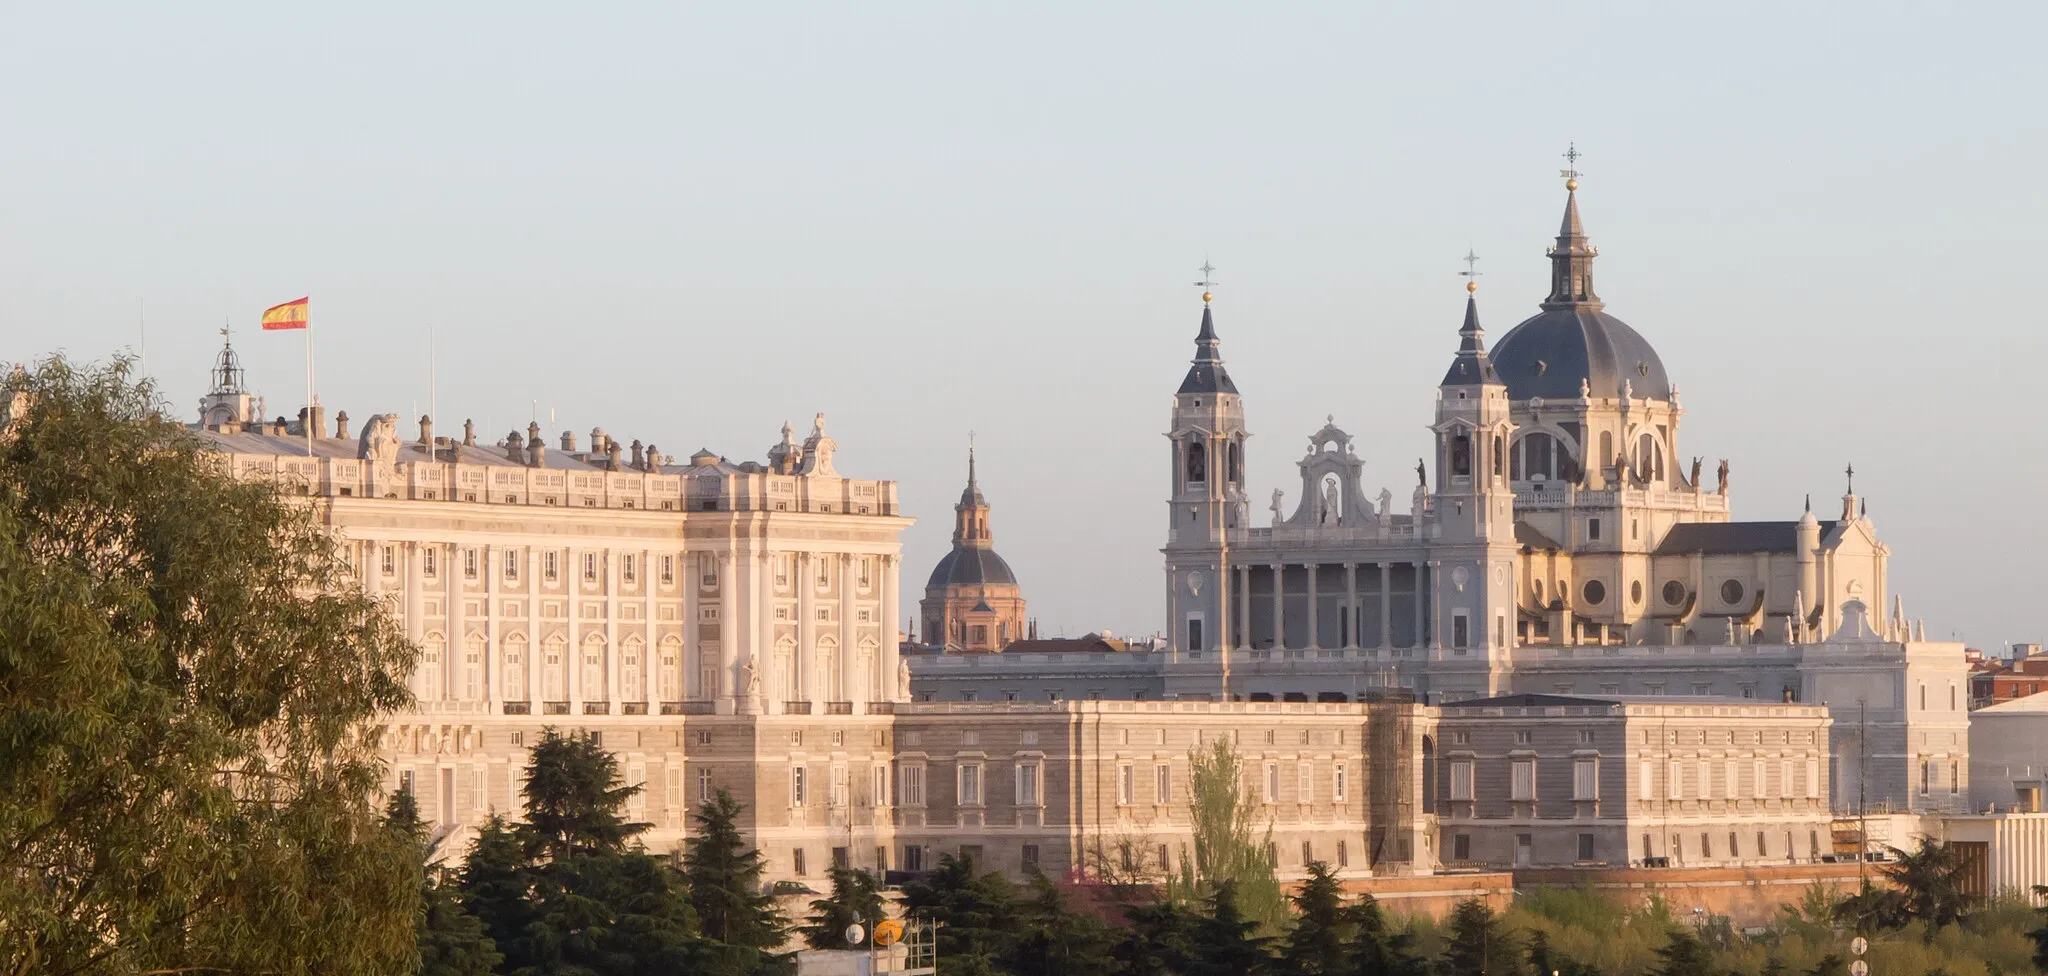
left=1489, top=308, right=1671, bottom=402
left=926, top=547, right=1018, bottom=588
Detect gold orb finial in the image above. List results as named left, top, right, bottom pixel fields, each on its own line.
left=1466, top=279, right=1478, bottom=294
left=1202, top=291, right=1212, bottom=305
left=1566, top=177, right=1579, bottom=191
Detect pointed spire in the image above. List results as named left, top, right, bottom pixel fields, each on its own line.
left=960, top=438, right=985, bottom=506
left=1440, top=271, right=1500, bottom=387
left=1542, top=145, right=1603, bottom=312
left=1176, top=287, right=1238, bottom=396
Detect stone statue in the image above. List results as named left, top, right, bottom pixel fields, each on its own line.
left=1622, top=379, right=1633, bottom=401
left=1689, top=456, right=1703, bottom=488
left=1716, top=458, right=1730, bottom=496
left=1376, top=487, right=1393, bottom=520
left=357, top=413, right=400, bottom=467
left=1321, top=478, right=1340, bottom=525
left=1269, top=488, right=1285, bottom=526
left=1414, top=458, right=1426, bottom=488
left=1579, top=376, right=1590, bottom=398
left=1411, top=483, right=1428, bottom=521
left=897, top=658, right=912, bottom=700
left=743, top=660, right=762, bottom=705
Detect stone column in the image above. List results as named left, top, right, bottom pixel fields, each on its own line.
left=1306, top=563, right=1320, bottom=650
left=798, top=552, right=815, bottom=711
left=719, top=547, right=740, bottom=712
left=1237, top=564, right=1252, bottom=652
left=1427, top=560, right=1442, bottom=653
left=566, top=547, right=582, bottom=707
left=838, top=553, right=855, bottom=704
left=1344, top=563, right=1359, bottom=649
left=878, top=555, right=899, bottom=707
left=686, top=550, right=705, bottom=702
left=1270, top=563, right=1285, bottom=651
left=1378, top=562, right=1392, bottom=650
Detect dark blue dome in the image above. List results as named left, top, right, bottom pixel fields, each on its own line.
left=926, top=548, right=1018, bottom=588
left=1488, top=307, right=1671, bottom=402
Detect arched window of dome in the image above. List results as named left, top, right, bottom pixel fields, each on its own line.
left=1186, top=436, right=1207, bottom=484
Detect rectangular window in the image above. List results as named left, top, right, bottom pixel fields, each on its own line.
left=791, top=766, right=807, bottom=807
left=1022, top=844, right=1040, bottom=870
left=1336, top=839, right=1349, bottom=868
left=1332, top=763, right=1348, bottom=803
left=1452, top=613, right=1470, bottom=649
left=1155, top=763, right=1172, bottom=804
left=793, top=848, right=806, bottom=876
left=831, top=765, right=850, bottom=807
left=1697, top=759, right=1712, bottom=798
left=696, top=768, right=712, bottom=804
left=464, top=549, right=478, bottom=579
left=382, top=546, right=396, bottom=575
left=1016, top=763, right=1040, bottom=806
left=900, top=765, right=925, bottom=807
left=1754, top=759, right=1768, bottom=797
left=505, top=549, right=520, bottom=580
left=1805, top=758, right=1820, bottom=798
left=664, top=767, right=683, bottom=811
left=543, top=552, right=558, bottom=582
left=583, top=553, right=598, bottom=582
left=1263, top=763, right=1280, bottom=804
left=1639, top=760, right=1655, bottom=800
left=422, top=548, right=438, bottom=577
left=1511, top=759, right=1536, bottom=801
left=1301, top=840, right=1313, bottom=866
left=1453, top=834, right=1471, bottom=860
left=661, top=555, right=674, bottom=584
left=1667, top=760, right=1684, bottom=799
left=1118, top=764, right=1134, bottom=805
left=1781, top=759, right=1796, bottom=798
left=1578, top=833, right=1595, bottom=861
left=1298, top=761, right=1314, bottom=802
left=1573, top=758, right=1598, bottom=800
left=1588, top=517, right=1602, bottom=541
left=959, top=763, right=983, bottom=806
left=1450, top=760, right=1475, bottom=801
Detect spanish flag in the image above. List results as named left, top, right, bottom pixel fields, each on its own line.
left=261, top=296, right=310, bottom=330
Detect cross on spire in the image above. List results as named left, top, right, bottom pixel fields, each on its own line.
left=1845, top=462, right=1855, bottom=494
left=1194, top=259, right=1218, bottom=304
left=1560, top=142, right=1583, bottom=185
left=1459, top=248, right=1482, bottom=292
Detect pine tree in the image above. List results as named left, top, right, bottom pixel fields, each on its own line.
left=1114, top=897, right=1202, bottom=976
left=902, top=853, right=1022, bottom=976
left=1524, top=929, right=1554, bottom=976
left=1347, top=893, right=1428, bottom=976
left=683, top=788, right=789, bottom=970
left=1441, top=898, right=1520, bottom=976
left=386, top=791, right=500, bottom=976
left=1280, top=861, right=1350, bottom=976
left=1004, top=870, right=1119, bottom=976
left=1650, top=929, right=1714, bottom=976
left=458, top=815, right=534, bottom=955
left=803, top=865, right=887, bottom=950
left=1188, top=881, right=1275, bottom=976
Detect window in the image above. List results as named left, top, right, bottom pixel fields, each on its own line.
left=1720, top=580, right=1745, bottom=605
left=900, top=765, right=926, bottom=807
left=873, top=765, right=889, bottom=806
left=1573, top=758, right=1598, bottom=800
left=1730, top=832, right=1741, bottom=859
left=1700, top=833, right=1712, bottom=859
left=1332, top=763, right=1348, bottom=802
left=1667, top=760, right=1684, bottom=799
left=1155, top=763, right=1172, bottom=804
left=697, top=768, right=713, bottom=804
left=1639, top=760, right=1655, bottom=800
left=1511, top=759, right=1536, bottom=801
left=510, top=731, right=523, bottom=747
left=1951, top=760, right=1961, bottom=795
left=793, top=848, right=807, bottom=876
left=1022, top=844, right=1040, bottom=870
left=1336, top=840, right=1349, bottom=869
left=791, top=766, right=808, bottom=807
left=1588, top=518, right=1602, bottom=542
left=1920, top=759, right=1932, bottom=796
left=1452, top=613, right=1469, bottom=649
left=1263, top=763, right=1280, bottom=804
left=903, top=845, right=924, bottom=873
left=661, top=555, right=674, bottom=584
left=959, top=763, right=983, bottom=806
left=1016, top=763, right=1041, bottom=806
left=1301, top=840, right=1314, bottom=866
left=463, top=639, right=484, bottom=700
left=583, top=553, right=598, bottom=582
left=381, top=546, right=396, bottom=575
left=464, top=549, right=478, bottom=579
left=1453, top=834, right=1470, bottom=860
left=505, top=549, right=520, bottom=580
left=1583, top=579, right=1606, bottom=605
left=1805, top=759, right=1820, bottom=798
left=1298, top=762, right=1314, bottom=802
left=1118, top=764, right=1134, bottom=805
left=422, top=548, right=437, bottom=578
left=1781, top=759, right=1796, bottom=798
left=1725, top=759, right=1740, bottom=798
left=1577, top=833, right=1595, bottom=861
left=1450, top=760, right=1475, bottom=801
left=831, top=765, right=850, bottom=807
left=543, top=552, right=558, bottom=582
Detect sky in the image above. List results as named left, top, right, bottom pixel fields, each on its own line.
left=2, top=3, right=2044, bottom=649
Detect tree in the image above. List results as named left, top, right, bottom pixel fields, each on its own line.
left=1281, top=861, right=1351, bottom=976
left=1348, top=893, right=1428, bottom=976
left=803, top=865, right=887, bottom=950
left=0, top=357, right=420, bottom=975
left=902, top=852, right=1022, bottom=976
left=682, top=788, right=789, bottom=971
left=1883, top=837, right=1977, bottom=932
left=386, top=790, right=501, bottom=976
left=1171, top=736, right=1287, bottom=931
left=1004, top=870, right=1119, bottom=976
left=459, top=815, right=535, bottom=955
left=1441, top=898, right=1520, bottom=976
left=1188, top=881, right=1275, bottom=976
left=1649, top=929, right=1714, bottom=976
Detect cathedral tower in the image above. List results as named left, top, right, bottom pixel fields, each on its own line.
left=920, top=446, right=1027, bottom=652
left=1163, top=282, right=1249, bottom=660
left=1429, top=281, right=1521, bottom=694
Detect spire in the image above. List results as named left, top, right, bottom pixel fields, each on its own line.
left=1541, top=144, right=1603, bottom=311
left=953, top=441, right=993, bottom=547
left=960, top=438, right=986, bottom=506
left=1176, top=275, right=1238, bottom=395
left=209, top=325, right=246, bottom=395
left=1440, top=261, right=1499, bottom=387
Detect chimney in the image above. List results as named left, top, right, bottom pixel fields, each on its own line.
left=591, top=427, right=608, bottom=455
left=505, top=431, right=525, bottom=462
left=631, top=439, right=645, bottom=470
left=309, top=403, right=327, bottom=440
left=560, top=430, right=576, bottom=453
left=462, top=419, right=476, bottom=447
left=606, top=440, right=623, bottom=471
left=418, top=415, right=433, bottom=446
left=335, top=410, right=351, bottom=440
left=646, top=444, right=663, bottom=470
left=528, top=422, right=546, bottom=467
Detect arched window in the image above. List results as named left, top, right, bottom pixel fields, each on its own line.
left=1492, top=435, right=1504, bottom=477
left=503, top=636, right=529, bottom=703
left=1450, top=434, right=1472, bottom=476
left=1637, top=433, right=1659, bottom=484
left=1227, top=440, right=1242, bottom=484
left=582, top=633, right=607, bottom=702
left=542, top=636, right=567, bottom=701
left=621, top=636, right=643, bottom=703
left=1185, top=437, right=1207, bottom=484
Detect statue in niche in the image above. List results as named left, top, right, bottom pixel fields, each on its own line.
left=1321, top=477, right=1340, bottom=525
left=1269, top=488, right=1285, bottom=526
left=1716, top=458, right=1730, bottom=496
left=1377, top=487, right=1393, bottom=520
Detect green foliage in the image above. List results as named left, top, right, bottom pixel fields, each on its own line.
left=1650, top=929, right=1714, bottom=976
left=1169, top=735, right=1288, bottom=932
left=0, top=356, right=421, bottom=975
left=682, top=787, right=789, bottom=968
left=1280, top=862, right=1350, bottom=976
left=902, top=853, right=1023, bottom=976
left=1003, top=870, right=1119, bottom=976
left=803, top=865, right=887, bottom=950
left=1441, top=898, right=1521, bottom=976
left=386, top=788, right=501, bottom=975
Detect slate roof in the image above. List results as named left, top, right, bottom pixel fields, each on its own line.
left=1515, top=521, right=1563, bottom=551
left=1490, top=307, right=1672, bottom=402
left=1654, top=520, right=1838, bottom=556
left=926, top=548, right=1018, bottom=588
left=1177, top=305, right=1238, bottom=395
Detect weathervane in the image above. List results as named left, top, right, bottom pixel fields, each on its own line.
left=1845, top=462, right=1855, bottom=494
left=1459, top=248, right=1482, bottom=293
left=1560, top=143, right=1583, bottom=190
left=1195, top=260, right=1218, bottom=304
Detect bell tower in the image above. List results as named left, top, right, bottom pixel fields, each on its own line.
left=1428, top=274, right=1519, bottom=696
left=1163, top=268, right=1248, bottom=662
left=196, top=327, right=262, bottom=430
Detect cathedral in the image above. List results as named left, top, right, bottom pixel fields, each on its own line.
left=919, top=448, right=1028, bottom=652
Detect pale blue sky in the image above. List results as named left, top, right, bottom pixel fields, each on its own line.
left=3, top=3, right=2043, bottom=648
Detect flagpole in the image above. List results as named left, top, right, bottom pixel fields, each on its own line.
left=304, top=303, right=316, bottom=457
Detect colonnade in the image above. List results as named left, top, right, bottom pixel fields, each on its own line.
left=1226, top=560, right=1439, bottom=652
